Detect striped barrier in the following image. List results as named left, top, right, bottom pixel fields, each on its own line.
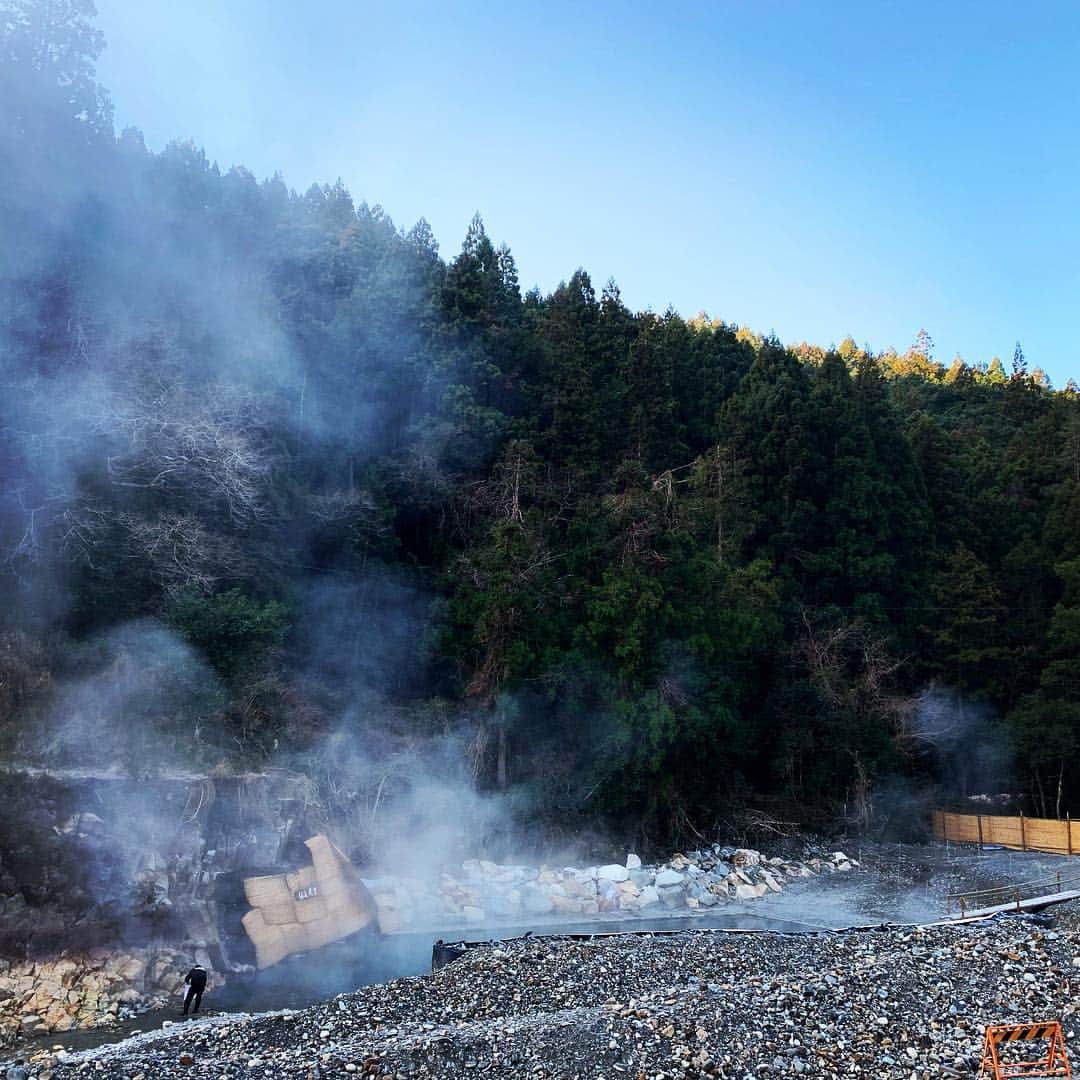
left=979, top=1021, right=1071, bottom=1078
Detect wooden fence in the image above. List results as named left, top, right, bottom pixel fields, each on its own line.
left=933, top=809, right=1080, bottom=855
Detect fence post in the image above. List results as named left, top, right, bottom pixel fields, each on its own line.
left=1069, top=814, right=1073, bottom=857
left=977, top=815, right=984, bottom=850
left=1020, top=812, right=1027, bottom=852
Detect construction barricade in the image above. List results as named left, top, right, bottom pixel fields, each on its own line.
left=979, top=1021, right=1071, bottom=1078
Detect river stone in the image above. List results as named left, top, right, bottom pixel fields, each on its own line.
left=638, top=885, right=660, bottom=907
left=626, top=853, right=642, bottom=870
left=659, top=886, right=685, bottom=909
left=655, top=869, right=684, bottom=887
left=597, top=880, right=620, bottom=911
left=761, top=870, right=783, bottom=893
left=732, top=848, right=761, bottom=867
left=596, top=864, right=629, bottom=882
left=733, top=882, right=768, bottom=900
left=561, top=877, right=593, bottom=898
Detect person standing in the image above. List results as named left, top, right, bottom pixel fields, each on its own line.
left=5, top=1059, right=29, bottom=1080
left=182, top=962, right=208, bottom=1017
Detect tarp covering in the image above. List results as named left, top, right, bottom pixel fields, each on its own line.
left=241, top=835, right=378, bottom=969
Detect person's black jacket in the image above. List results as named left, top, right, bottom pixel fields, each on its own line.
left=185, top=965, right=207, bottom=991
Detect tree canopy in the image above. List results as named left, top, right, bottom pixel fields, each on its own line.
left=2, top=1, right=1078, bottom=846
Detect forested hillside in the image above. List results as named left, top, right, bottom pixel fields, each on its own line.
left=2, top=1, right=1079, bottom=848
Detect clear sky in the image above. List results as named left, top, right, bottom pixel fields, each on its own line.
left=93, top=0, right=1080, bottom=386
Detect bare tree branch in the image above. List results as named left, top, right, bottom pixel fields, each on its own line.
left=103, top=382, right=278, bottom=527
left=118, top=512, right=247, bottom=597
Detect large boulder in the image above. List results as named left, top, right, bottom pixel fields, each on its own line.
left=638, top=885, right=660, bottom=908
left=19, top=1013, right=46, bottom=1035
left=760, top=870, right=783, bottom=893
left=594, top=880, right=616, bottom=910
left=659, top=886, right=685, bottom=909
left=561, top=877, right=595, bottom=899
left=731, top=849, right=761, bottom=868
left=596, top=864, right=629, bottom=883
left=51, top=1011, right=77, bottom=1033
left=733, top=882, right=768, bottom=901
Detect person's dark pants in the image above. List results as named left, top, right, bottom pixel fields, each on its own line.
left=183, top=984, right=204, bottom=1015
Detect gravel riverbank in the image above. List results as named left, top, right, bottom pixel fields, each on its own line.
left=21, top=902, right=1080, bottom=1078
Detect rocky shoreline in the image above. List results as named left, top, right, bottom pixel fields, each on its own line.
left=367, top=846, right=858, bottom=931
left=0, top=948, right=203, bottom=1045
left=13, top=902, right=1080, bottom=1078
left=0, top=844, right=854, bottom=1046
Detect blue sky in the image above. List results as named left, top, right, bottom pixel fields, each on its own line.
left=94, top=1, right=1080, bottom=385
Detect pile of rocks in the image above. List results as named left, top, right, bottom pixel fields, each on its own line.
left=0, top=949, right=194, bottom=1044
left=365, top=846, right=857, bottom=931
left=30, top=904, right=1080, bottom=1078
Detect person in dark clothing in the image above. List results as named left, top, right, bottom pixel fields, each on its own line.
left=6, top=1059, right=29, bottom=1080
left=182, top=963, right=208, bottom=1016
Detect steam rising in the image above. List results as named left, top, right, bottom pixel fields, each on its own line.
left=0, top=36, right=505, bottom=895
left=910, top=685, right=1014, bottom=801
left=35, top=619, right=220, bottom=771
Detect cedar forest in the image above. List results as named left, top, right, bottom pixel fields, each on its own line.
left=2, top=1, right=1079, bottom=850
